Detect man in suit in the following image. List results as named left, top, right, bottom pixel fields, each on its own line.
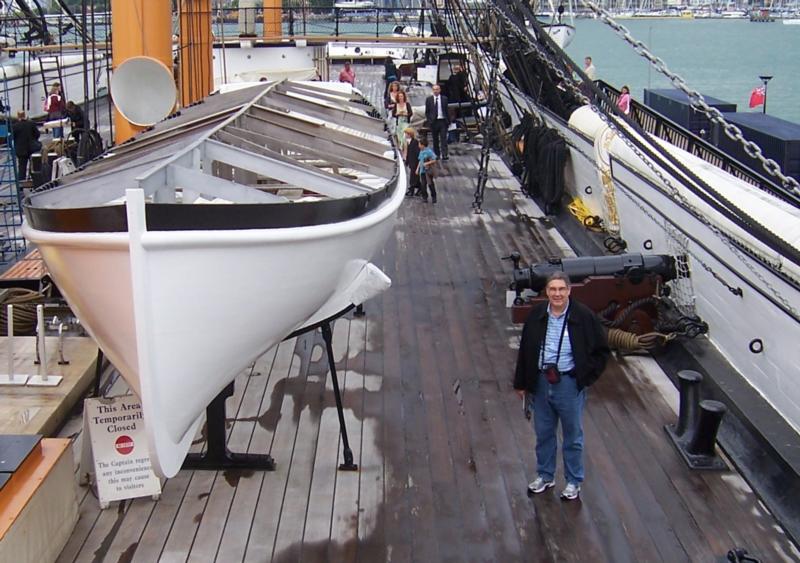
left=425, top=84, right=450, bottom=161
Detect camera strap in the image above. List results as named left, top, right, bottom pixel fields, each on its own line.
left=540, top=305, right=570, bottom=370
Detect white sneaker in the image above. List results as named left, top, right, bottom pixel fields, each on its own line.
left=527, top=476, right=555, bottom=495
left=560, top=482, right=581, bottom=500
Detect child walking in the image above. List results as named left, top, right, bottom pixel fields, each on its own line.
left=416, top=137, right=438, bottom=203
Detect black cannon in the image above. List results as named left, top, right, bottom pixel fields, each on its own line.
left=512, top=253, right=677, bottom=294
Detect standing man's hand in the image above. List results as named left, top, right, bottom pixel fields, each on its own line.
left=515, top=389, right=526, bottom=400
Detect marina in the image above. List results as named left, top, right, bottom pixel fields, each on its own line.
left=0, top=1, right=799, bottom=562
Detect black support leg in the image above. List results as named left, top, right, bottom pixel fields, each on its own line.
left=183, top=382, right=275, bottom=471
left=321, top=322, right=358, bottom=471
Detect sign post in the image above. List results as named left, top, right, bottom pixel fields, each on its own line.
left=82, top=395, right=162, bottom=508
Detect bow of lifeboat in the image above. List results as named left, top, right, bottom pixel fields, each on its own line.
left=23, top=80, right=405, bottom=477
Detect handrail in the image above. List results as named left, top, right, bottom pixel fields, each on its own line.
left=595, top=80, right=800, bottom=208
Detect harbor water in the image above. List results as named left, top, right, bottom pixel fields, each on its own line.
left=566, top=18, right=800, bottom=123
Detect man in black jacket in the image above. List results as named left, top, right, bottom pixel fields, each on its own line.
left=65, top=101, right=86, bottom=142
left=424, top=84, right=449, bottom=160
left=11, top=111, right=40, bottom=180
left=514, top=271, right=609, bottom=500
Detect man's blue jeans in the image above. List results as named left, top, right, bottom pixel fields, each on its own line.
left=530, top=372, right=586, bottom=485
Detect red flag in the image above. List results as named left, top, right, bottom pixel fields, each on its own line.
left=749, top=86, right=765, bottom=109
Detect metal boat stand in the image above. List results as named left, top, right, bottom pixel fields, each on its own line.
left=321, top=321, right=358, bottom=471
left=182, top=306, right=358, bottom=472
left=183, top=382, right=276, bottom=471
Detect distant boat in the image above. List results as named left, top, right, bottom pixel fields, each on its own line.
left=334, top=0, right=375, bottom=9
left=720, top=9, right=748, bottom=18
left=528, top=0, right=576, bottom=49
left=783, top=18, right=800, bottom=25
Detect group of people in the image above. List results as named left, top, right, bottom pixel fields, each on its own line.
left=385, top=80, right=455, bottom=204
left=10, top=81, right=87, bottom=180
left=582, top=56, right=631, bottom=115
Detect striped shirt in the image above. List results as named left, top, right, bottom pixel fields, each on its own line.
left=539, top=302, right=575, bottom=373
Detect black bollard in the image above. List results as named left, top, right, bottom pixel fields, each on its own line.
left=664, top=372, right=727, bottom=470
left=687, top=400, right=727, bottom=458
left=675, top=370, right=703, bottom=439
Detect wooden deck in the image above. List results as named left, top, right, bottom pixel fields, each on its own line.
left=0, top=336, right=98, bottom=436
left=56, top=68, right=798, bottom=562
left=0, top=249, right=47, bottom=281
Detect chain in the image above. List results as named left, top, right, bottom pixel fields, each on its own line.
left=484, top=8, right=799, bottom=318
left=581, top=0, right=800, bottom=195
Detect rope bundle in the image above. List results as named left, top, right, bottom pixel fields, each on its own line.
left=607, top=327, right=674, bottom=352
left=0, top=287, right=51, bottom=336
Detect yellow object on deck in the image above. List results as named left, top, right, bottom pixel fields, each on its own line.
left=179, top=0, right=213, bottom=107
left=567, top=197, right=605, bottom=232
left=111, top=0, right=173, bottom=144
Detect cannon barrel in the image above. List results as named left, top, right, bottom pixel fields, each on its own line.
left=513, top=253, right=677, bottom=292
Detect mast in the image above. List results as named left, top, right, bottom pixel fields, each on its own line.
left=179, top=0, right=213, bottom=107
left=111, top=0, right=173, bottom=144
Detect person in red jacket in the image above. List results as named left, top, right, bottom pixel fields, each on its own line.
left=44, top=82, right=66, bottom=139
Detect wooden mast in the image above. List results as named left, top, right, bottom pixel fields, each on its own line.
left=179, top=0, right=213, bottom=107
left=111, top=0, right=173, bottom=144
left=263, top=0, right=282, bottom=39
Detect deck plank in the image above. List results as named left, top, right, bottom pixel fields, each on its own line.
left=388, top=219, right=444, bottom=562
left=159, top=470, right=217, bottom=562
left=272, top=333, right=328, bottom=561
left=56, top=497, right=102, bottom=563
left=409, top=195, right=513, bottom=561
left=375, top=243, right=414, bottom=563
left=356, top=291, right=387, bottom=561
left=243, top=338, right=305, bottom=562
left=327, top=319, right=365, bottom=562
left=130, top=471, right=194, bottom=563
left=213, top=350, right=279, bottom=563
left=299, top=342, right=341, bottom=562
left=406, top=236, right=472, bottom=562
left=98, top=497, right=158, bottom=563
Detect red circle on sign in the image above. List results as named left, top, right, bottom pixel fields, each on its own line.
left=115, top=435, right=134, bottom=455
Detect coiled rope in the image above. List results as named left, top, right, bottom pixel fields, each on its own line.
left=608, top=327, right=674, bottom=351
left=0, top=286, right=52, bottom=335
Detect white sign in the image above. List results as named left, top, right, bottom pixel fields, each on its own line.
left=82, top=396, right=161, bottom=507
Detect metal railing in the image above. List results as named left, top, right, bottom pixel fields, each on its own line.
left=215, top=6, right=459, bottom=39
left=596, top=80, right=800, bottom=208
